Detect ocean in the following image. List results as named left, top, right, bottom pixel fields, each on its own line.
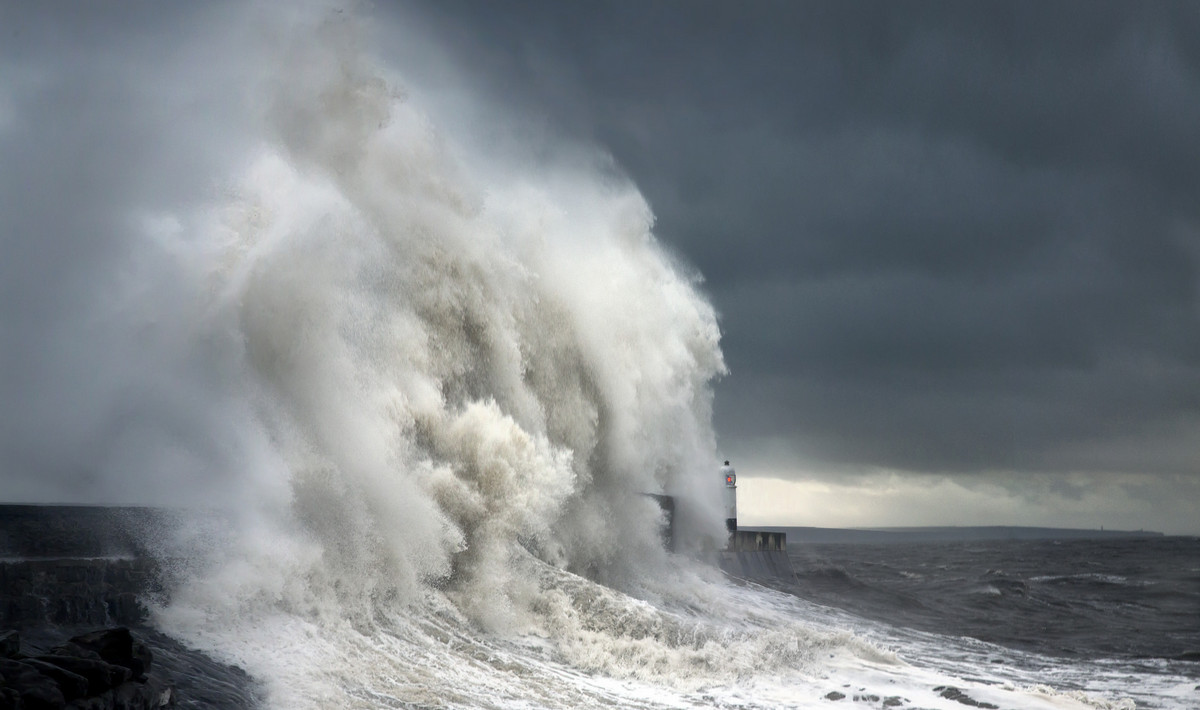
left=774, top=536, right=1200, bottom=709
left=783, top=536, right=1200, bottom=664
left=7, top=517, right=1199, bottom=709
left=140, top=529, right=1199, bottom=709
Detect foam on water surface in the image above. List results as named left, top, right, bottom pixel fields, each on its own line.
left=159, top=545, right=1171, bottom=709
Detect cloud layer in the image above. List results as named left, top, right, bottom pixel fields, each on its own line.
left=395, top=1, right=1200, bottom=531
left=2, top=1, right=1197, bottom=532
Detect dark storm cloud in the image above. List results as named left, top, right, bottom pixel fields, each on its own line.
left=398, top=0, right=1200, bottom=479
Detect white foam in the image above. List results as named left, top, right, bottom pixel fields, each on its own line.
left=159, top=545, right=1178, bottom=709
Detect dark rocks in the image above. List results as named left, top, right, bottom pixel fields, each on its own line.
left=933, top=685, right=999, bottom=709
left=21, top=659, right=89, bottom=701
left=1, top=687, right=22, bottom=709
left=139, top=631, right=260, bottom=709
left=36, top=655, right=131, bottom=695
left=0, top=506, right=258, bottom=708
left=0, top=627, right=173, bottom=709
left=48, top=644, right=103, bottom=663
left=67, top=629, right=152, bottom=680
left=0, top=657, right=67, bottom=709
left=2, top=630, right=20, bottom=657
left=830, top=693, right=907, bottom=707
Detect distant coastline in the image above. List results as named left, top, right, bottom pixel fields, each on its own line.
left=755, top=525, right=1167, bottom=544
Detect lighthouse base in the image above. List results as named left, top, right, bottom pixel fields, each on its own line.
left=718, top=529, right=795, bottom=581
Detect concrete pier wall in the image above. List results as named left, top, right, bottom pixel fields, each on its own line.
left=719, top=530, right=795, bottom=581
left=728, top=529, right=786, bottom=552
left=0, top=506, right=166, bottom=628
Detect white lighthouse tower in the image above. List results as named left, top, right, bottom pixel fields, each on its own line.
left=720, top=460, right=737, bottom=532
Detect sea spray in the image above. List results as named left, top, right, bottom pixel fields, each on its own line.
left=145, top=8, right=733, bottom=692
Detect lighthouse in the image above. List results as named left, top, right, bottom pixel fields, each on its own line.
left=714, top=460, right=793, bottom=580
left=720, top=460, right=737, bottom=532
left=643, top=462, right=791, bottom=580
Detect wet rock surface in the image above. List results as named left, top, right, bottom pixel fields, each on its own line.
left=1, top=628, right=171, bottom=709
left=933, top=685, right=999, bottom=709
left=4, top=626, right=260, bottom=710
left=1, top=506, right=260, bottom=709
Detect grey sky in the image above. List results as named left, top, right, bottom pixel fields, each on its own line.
left=2, top=1, right=1197, bottom=533
left=390, top=0, right=1200, bottom=532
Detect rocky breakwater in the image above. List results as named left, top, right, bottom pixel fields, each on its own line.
left=1, top=627, right=173, bottom=709
left=0, top=506, right=259, bottom=709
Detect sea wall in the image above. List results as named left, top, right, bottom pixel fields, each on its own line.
left=1, top=558, right=158, bottom=629
left=758, top=525, right=1167, bottom=544
left=718, top=530, right=795, bottom=581
left=0, top=505, right=260, bottom=708
left=0, top=506, right=167, bottom=629
left=0, top=506, right=165, bottom=559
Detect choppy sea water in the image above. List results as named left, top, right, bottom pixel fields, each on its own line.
left=765, top=536, right=1200, bottom=709
left=146, top=525, right=1200, bottom=710
left=784, top=537, right=1200, bottom=662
